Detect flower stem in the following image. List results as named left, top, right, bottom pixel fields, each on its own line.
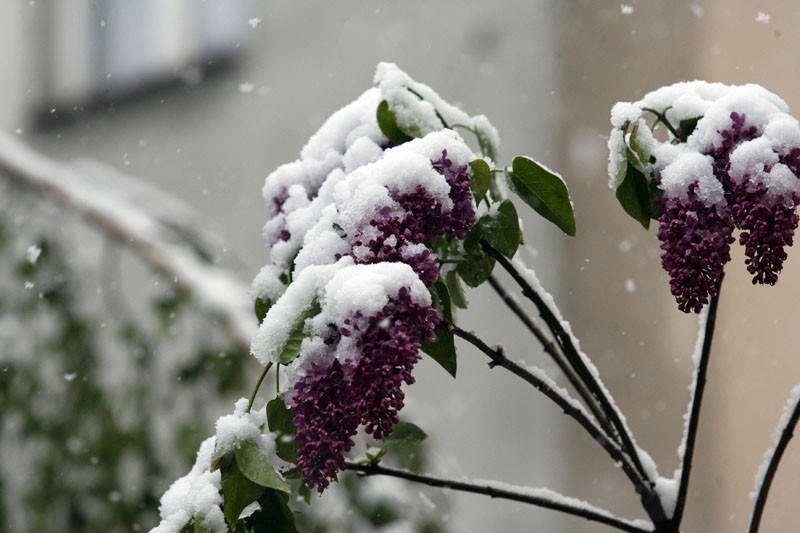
left=670, top=276, right=723, bottom=528
left=748, top=389, right=800, bottom=532
left=247, top=362, right=273, bottom=412
left=344, top=461, right=651, bottom=533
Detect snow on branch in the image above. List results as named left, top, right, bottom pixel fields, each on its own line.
left=0, top=131, right=257, bottom=351
left=748, top=384, right=800, bottom=532
left=345, top=461, right=653, bottom=533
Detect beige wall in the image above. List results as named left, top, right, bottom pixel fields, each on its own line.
left=694, top=1, right=800, bottom=531
left=557, top=1, right=800, bottom=530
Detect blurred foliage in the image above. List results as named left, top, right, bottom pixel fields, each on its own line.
left=0, top=182, right=449, bottom=533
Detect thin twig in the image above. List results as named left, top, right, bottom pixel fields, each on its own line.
left=670, top=277, right=723, bottom=527
left=484, top=244, right=656, bottom=498
left=451, top=325, right=651, bottom=498
left=345, top=462, right=652, bottom=533
left=487, top=274, right=614, bottom=437
left=748, top=387, right=800, bottom=532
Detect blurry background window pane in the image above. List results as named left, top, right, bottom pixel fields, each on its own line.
left=39, top=0, right=248, bottom=123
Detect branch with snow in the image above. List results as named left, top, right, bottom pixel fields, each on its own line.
left=748, top=384, right=800, bottom=532
left=0, top=131, right=257, bottom=351
left=669, top=282, right=721, bottom=526
left=345, top=461, right=652, bottom=533
left=483, top=243, right=665, bottom=519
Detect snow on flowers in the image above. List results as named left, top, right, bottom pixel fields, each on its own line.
left=250, top=63, right=494, bottom=490
left=608, top=81, right=800, bottom=312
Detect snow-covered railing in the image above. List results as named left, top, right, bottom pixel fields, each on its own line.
left=0, top=131, right=257, bottom=351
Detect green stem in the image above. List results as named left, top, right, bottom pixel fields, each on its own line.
left=642, top=107, right=680, bottom=139
left=247, top=362, right=273, bottom=412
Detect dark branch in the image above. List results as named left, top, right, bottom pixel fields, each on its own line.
left=345, top=462, right=652, bottom=533
left=670, top=276, right=723, bottom=527
left=748, top=389, right=800, bottom=532
left=483, top=244, right=658, bottom=504
left=450, top=325, right=651, bottom=499
left=487, top=274, right=614, bottom=437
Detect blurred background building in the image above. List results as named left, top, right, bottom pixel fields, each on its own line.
left=1, top=0, right=799, bottom=531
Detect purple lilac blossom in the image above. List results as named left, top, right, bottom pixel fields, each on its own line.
left=708, top=113, right=799, bottom=286
left=656, top=112, right=800, bottom=312
left=289, top=287, right=439, bottom=491
left=350, top=150, right=476, bottom=286
left=657, top=181, right=735, bottom=313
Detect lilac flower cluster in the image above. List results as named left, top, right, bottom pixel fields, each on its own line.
left=290, top=287, right=439, bottom=491
left=657, top=112, right=800, bottom=311
left=350, top=150, right=475, bottom=286
left=657, top=182, right=735, bottom=313
left=610, top=83, right=800, bottom=312
left=252, top=64, right=493, bottom=494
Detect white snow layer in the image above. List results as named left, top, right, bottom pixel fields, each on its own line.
left=375, top=62, right=500, bottom=159
left=608, top=81, right=800, bottom=206
left=251, top=259, right=430, bottom=370
left=214, top=398, right=280, bottom=460
left=150, top=438, right=225, bottom=533
left=151, top=400, right=285, bottom=533
left=255, top=63, right=496, bottom=309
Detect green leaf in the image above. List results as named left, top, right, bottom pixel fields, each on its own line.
left=468, top=159, right=491, bottom=206
left=377, top=100, right=413, bottom=145
left=476, top=200, right=521, bottom=259
left=254, top=297, right=270, bottom=325
left=297, top=483, right=312, bottom=505
left=267, top=396, right=298, bottom=463
left=277, top=298, right=321, bottom=365
left=678, top=116, right=702, bottom=143
left=422, top=282, right=457, bottom=377
left=244, top=489, right=298, bottom=533
left=615, top=158, right=653, bottom=230
left=221, top=463, right=265, bottom=530
left=235, top=440, right=290, bottom=493
left=444, top=270, right=468, bottom=309
left=456, top=229, right=495, bottom=288
left=430, top=280, right=453, bottom=322
left=422, top=324, right=457, bottom=377
left=507, top=156, right=576, bottom=236
left=380, top=421, right=427, bottom=450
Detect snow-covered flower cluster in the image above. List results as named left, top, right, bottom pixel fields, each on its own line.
left=251, top=64, right=497, bottom=491
left=609, top=82, right=800, bottom=312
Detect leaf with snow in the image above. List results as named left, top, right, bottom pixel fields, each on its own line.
left=276, top=298, right=321, bottom=365
left=507, top=156, right=576, bottom=236
left=254, top=297, right=270, bottom=324
left=235, top=440, right=290, bottom=493
left=376, top=100, right=413, bottom=145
